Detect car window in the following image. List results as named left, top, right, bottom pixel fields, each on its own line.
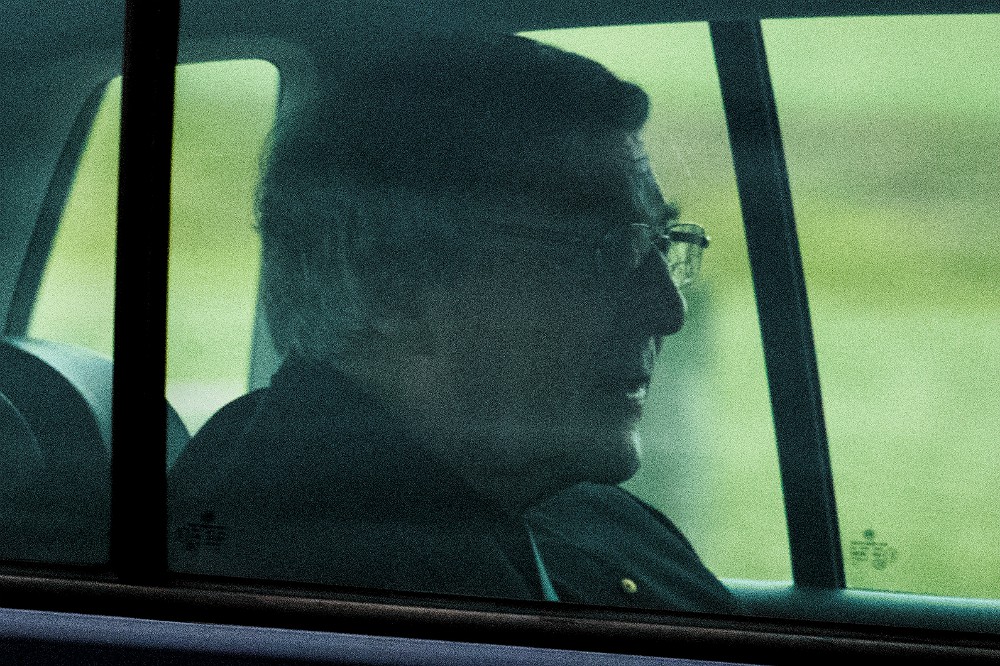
left=0, top=7, right=127, bottom=566
left=165, top=60, right=279, bottom=434
left=763, top=13, right=1000, bottom=598
left=30, top=60, right=280, bottom=438
left=28, top=79, right=120, bottom=357
left=165, top=22, right=787, bottom=610
left=525, top=23, right=788, bottom=583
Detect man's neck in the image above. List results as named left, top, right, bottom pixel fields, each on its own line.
left=336, top=351, right=573, bottom=517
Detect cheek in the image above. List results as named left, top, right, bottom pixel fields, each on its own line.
left=497, top=270, right=609, bottom=343
left=477, top=290, right=588, bottom=371
left=446, top=258, right=612, bottom=389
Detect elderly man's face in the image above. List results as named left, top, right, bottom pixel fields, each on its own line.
left=420, top=135, right=685, bottom=490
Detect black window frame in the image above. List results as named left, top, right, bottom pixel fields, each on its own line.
left=709, top=20, right=843, bottom=589
left=3, top=0, right=1000, bottom=662
left=110, top=0, right=179, bottom=584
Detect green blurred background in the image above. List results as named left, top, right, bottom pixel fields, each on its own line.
left=28, top=15, right=1000, bottom=598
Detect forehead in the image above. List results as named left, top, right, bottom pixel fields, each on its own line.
left=624, top=134, right=669, bottom=223
left=537, top=132, right=668, bottom=233
left=462, top=132, right=669, bottom=237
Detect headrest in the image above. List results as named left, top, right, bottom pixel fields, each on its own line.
left=0, top=391, right=43, bottom=486
left=0, top=337, right=191, bottom=468
left=0, top=338, right=191, bottom=564
left=0, top=338, right=110, bottom=470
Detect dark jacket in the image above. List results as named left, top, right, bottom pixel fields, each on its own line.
left=168, top=357, right=732, bottom=612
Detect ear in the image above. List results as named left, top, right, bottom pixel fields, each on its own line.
left=393, top=279, right=469, bottom=358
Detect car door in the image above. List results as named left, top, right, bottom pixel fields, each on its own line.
left=2, top=0, right=1000, bottom=662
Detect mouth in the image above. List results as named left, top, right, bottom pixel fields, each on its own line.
left=621, top=378, right=649, bottom=401
left=591, top=375, right=651, bottom=422
left=603, top=373, right=651, bottom=395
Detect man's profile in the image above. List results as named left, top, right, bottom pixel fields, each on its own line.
left=168, top=33, right=729, bottom=611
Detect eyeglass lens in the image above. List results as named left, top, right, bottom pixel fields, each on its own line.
left=665, top=223, right=707, bottom=287
left=600, top=223, right=707, bottom=287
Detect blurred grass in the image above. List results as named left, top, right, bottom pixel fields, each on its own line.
left=527, top=22, right=790, bottom=582
left=29, top=15, right=1000, bottom=598
left=30, top=60, right=278, bottom=431
left=762, top=15, right=1000, bottom=597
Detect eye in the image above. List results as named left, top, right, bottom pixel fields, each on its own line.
left=651, top=233, right=670, bottom=253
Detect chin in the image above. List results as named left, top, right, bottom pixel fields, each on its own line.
left=570, top=428, right=642, bottom=486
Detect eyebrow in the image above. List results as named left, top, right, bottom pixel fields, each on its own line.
left=659, top=201, right=681, bottom=223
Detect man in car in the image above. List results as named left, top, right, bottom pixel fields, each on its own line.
left=169, top=33, right=731, bottom=612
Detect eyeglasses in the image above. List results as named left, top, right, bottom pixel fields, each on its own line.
left=493, top=221, right=710, bottom=288
left=597, top=222, right=710, bottom=288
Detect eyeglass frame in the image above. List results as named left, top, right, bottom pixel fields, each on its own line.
left=484, top=219, right=710, bottom=289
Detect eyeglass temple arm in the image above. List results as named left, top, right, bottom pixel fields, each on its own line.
left=667, top=228, right=710, bottom=249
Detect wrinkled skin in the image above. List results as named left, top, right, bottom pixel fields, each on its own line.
left=411, top=134, right=686, bottom=511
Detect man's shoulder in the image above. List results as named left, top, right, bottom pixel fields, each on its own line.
left=169, top=368, right=381, bottom=494
left=167, top=389, right=267, bottom=508
left=527, top=483, right=733, bottom=613
left=529, top=482, right=693, bottom=542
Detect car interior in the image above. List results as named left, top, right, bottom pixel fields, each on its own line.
left=2, top=0, right=999, bottom=662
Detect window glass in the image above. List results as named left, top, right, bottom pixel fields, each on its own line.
left=29, top=79, right=120, bottom=354
left=0, top=78, right=121, bottom=566
left=3, top=35, right=125, bottom=564
left=167, top=24, right=785, bottom=609
left=764, top=14, right=1000, bottom=598
left=525, top=23, right=788, bottom=583
left=30, top=61, right=279, bottom=438
left=165, top=60, right=279, bottom=434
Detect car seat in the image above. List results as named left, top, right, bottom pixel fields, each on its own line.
left=0, top=338, right=190, bottom=564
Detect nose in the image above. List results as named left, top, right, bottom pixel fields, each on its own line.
left=626, top=248, right=686, bottom=338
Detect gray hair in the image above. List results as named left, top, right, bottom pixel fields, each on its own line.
left=256, top=33, right=650, bottom=363
left=258, top=177, right=473, bottom=362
